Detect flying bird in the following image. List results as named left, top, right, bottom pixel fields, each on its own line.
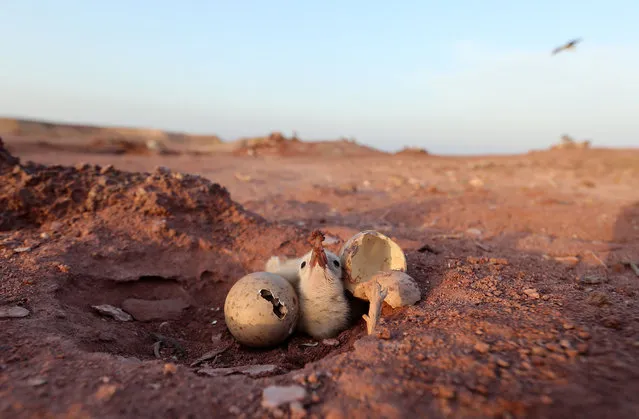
left=552, top=38, right=582, bottom=55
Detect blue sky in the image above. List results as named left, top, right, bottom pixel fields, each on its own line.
left=1, top=0, right=638, bottom=154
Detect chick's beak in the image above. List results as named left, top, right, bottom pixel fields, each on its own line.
left=310, top=248, right=328, bottom=269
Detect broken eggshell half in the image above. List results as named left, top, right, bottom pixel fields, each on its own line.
left=351, top=270, right=421, bottom=308
left=339, top=230, right=407, bottom=294
left=224, top=272, right=299, bottom=348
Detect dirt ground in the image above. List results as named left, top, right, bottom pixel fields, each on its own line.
left=1, top=135, right=639, bottom=419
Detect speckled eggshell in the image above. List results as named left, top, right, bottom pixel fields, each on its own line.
left=339, top=230, right=407, bottom=295
left=224, top=272, right=299, bottom=348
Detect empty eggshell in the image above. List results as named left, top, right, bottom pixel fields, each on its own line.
left=339, top=230, right=407, bottom=294
left=351, top=270, right=421, bottom=308
left=224, top=272, right=299, bottom=348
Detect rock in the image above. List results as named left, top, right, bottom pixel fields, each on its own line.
left=587, top=292, right=609, bottom=307
left=468, top=178, right=484, bottom=188
left=433, top=385, right=456, bottom=399
left=523, top=288, right=540, bottom=299
left=322, top=338, right=340, bottom=346
left=261, top=385, right=307, bottom=409
left=94, top=384, right=118, bottom=401
left=581, top=275, right=604, bottom=285
left=92, top=304, right=132, bottom=322
left=0, top=306, right=30, bottom=318
left=163, top=363, right=177, bottom=375
left=26, top=377, right=47, bottom=387
left=121, top=298, right=189, bottom=321
left=198, top=364, right=280, bottom=378
left=474, top=342, right=490, bottom=354
left=496, top=358, right=510, bottom=368
left=376, top=327, right=392, bottom=340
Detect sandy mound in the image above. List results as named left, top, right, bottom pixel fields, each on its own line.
left=230, top=132, right=386, bottom=157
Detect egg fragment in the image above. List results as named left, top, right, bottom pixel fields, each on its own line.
left=339, top=230, right=407, bottom=294
left=351, top=270, right=421, bottom=308
left=224, top=272, right=299, bottom=348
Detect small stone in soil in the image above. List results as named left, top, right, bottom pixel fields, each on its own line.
left=523, top=288, right=540, bottom=299
left=92, top=304, right=132, bottom=322
left=322, top=338, right=339, bottom=346
left=376, top=327, right=392, bottom=339
left=163, top=363, right=177, bottom=375
left=433, top=385, right=456, bottom=399
left=474, top=342, right=490, bottom=354
left=496, top=358, right=510, bottom=368
left=261, top=385, right=307, bottom=409
left=0, top=306, right=30, bottom=318
left=27, top=377, right=47, bottom=387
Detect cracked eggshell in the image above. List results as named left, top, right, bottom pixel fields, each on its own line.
left=339, top=230, right=407, bottom=294
left=224, top=272, right=299, bottom=348
left=352, top=270, right=421, bottom=308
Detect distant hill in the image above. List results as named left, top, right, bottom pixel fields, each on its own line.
left=0, top=117, right=386, bottom=157
left=0, top=117, right=223, bottom=148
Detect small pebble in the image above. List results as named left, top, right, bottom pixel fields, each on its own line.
left=376, top=328, right=391, bottom=340
left=545, top=343, right=562, bottom=353
left=474, top=342, right=490, bottom=354
left=560, top=339, right=572, bottom=349
left=0, top=306, right=30, bottom=318
left=496, top=358, right=510, bottom=368
left=27, top=377, right=47, bottom=387
left=562, top=323, right=575, bottom=330
left=523, top=288, right=540, bottom=299
left=577, top=331, right=591, bottom=340
left=261, top=385, right=307, bottom=409
left=532, top=347, right=546, bottom=356
left=322, top=339, right=339, bottom=346
left=433, top=385, right=456, bottom=399
left=163, top=363, right=177, bottom=375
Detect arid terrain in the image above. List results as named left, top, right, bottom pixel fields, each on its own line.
left=1, top=119, right=638, bottom=418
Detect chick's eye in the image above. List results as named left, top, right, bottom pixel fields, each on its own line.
left=333, top=260, right=340, bottom=268
left=300, top=261, right=306, bottom=269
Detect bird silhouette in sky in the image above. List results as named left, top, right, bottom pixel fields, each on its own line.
left=552, top=38, right=582, bottom=55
